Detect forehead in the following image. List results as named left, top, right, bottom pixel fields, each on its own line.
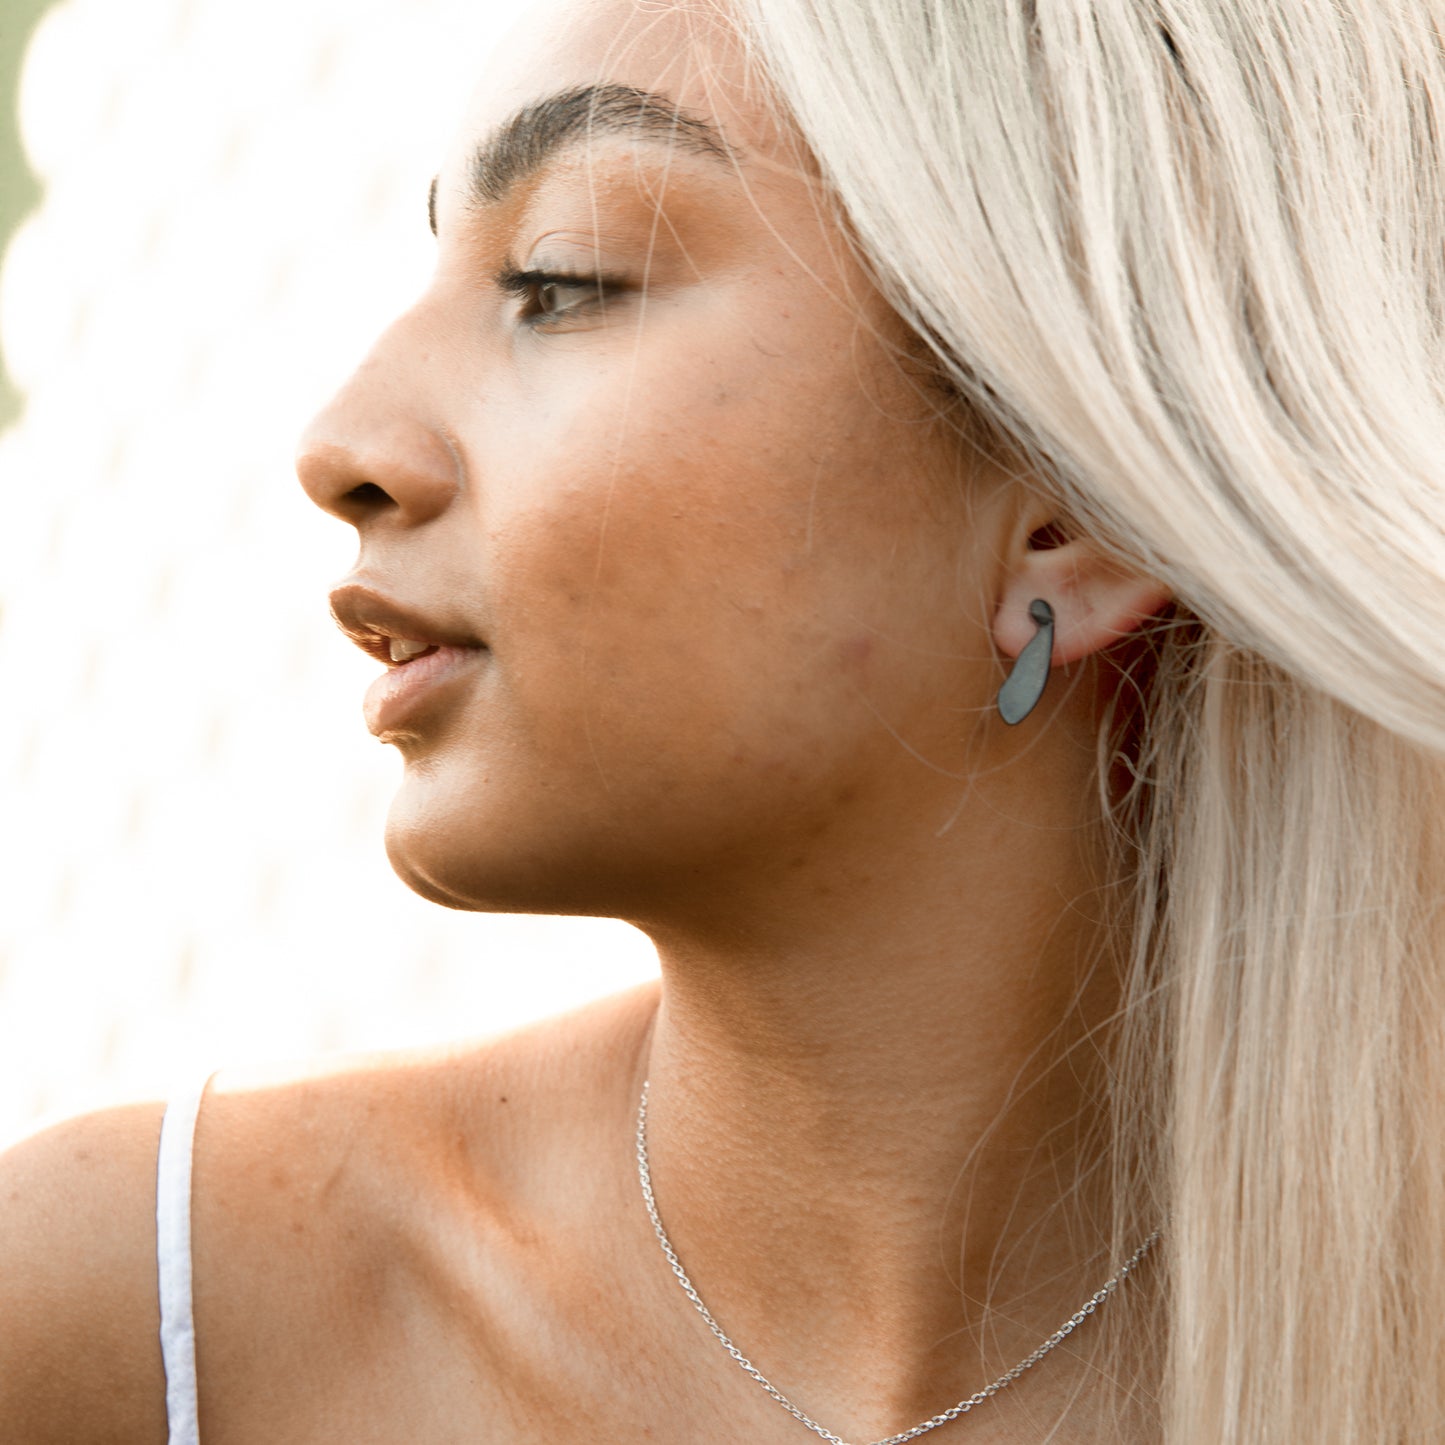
left=441, top=0, right=797, bottom=197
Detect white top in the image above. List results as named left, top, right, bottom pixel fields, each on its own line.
left=156, top=1080, right=208, bottom=1445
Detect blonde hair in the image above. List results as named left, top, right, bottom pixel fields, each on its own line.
left=722, top=0, right=1445, bottom=1438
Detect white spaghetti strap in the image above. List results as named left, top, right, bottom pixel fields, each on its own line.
left=156, top=1077, right=211, bottom=1445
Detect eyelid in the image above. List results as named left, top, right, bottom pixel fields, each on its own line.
left=493, top=262, right=607, bottom=294
left=493, top=259, right=625, bottom=329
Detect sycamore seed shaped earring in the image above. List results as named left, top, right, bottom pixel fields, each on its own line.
left=996, top=598, right=1055, bottom=725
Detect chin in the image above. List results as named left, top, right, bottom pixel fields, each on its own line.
left=385, top=843, right=481, bottom=911
left=383, top=817, right=544, bottom=914
left=381, top=791, right=627, bottom=919
left=377, top=743, right=782, bottom=922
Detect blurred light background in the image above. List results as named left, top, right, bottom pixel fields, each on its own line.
left=0, top=0, right=660, bottom=1148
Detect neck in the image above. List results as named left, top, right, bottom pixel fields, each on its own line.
left=622, top=740, right=1145, bottom=1438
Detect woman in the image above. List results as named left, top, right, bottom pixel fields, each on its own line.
left=4, top=0, right=1442, bottom=1440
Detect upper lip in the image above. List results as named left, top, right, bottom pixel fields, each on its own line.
left=328, top=582, right=485, bottom=667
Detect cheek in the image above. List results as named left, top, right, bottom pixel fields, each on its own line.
left=473, top=444, right=958, bottom=811
left=481, top=479, right=839, bottom=755
left=435, top=292, right=990, bottom=832
left=475, top=352, right=817, bottom=665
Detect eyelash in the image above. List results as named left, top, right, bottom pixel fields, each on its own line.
left=494, top=264, right=620, bottom=329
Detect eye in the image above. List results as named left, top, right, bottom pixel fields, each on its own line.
left=495, top=264, right=617, bottom=330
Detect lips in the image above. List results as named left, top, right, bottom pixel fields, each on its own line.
left=362, top=644, right=483, bottom=736
left=329, top=582, right=488, bottom=736
left=329, top=582, right=485, bottom=665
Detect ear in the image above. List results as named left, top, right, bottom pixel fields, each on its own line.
left=993, top=514, right=1172, bottom=666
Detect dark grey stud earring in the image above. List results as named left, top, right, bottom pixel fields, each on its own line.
left=996, top=599, right=1055, bottom=725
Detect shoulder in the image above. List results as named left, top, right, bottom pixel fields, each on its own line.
left=0, top=982, right=658, bottom=1443
left=195, top=977, right=657, bottom=1218
left=187, top=982, right=659, bottom=1435
left=0, top=1100, right=170, bottom=1445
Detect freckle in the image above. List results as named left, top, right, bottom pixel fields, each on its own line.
left=499, top=1096, right=508, bottom=1104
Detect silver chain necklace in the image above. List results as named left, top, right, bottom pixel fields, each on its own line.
left=635, top=1080, right=1159, bottom=1445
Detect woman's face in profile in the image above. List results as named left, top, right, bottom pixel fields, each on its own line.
left=297, top=0, right=1006, bottom=918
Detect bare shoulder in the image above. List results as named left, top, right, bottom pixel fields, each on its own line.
left=198, top=977, right=658, bottom=1200
left=0, top=982, right=658, bottom=1445
left=188, top=981, right=659, bottom=1440
left=0, top=1101, right=170, bottom=1445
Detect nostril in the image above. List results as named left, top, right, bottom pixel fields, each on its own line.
left=332, top=481, right=397, bottom=523
left=345, top=482, right=391, bottom=508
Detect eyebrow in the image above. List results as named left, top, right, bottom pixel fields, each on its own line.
left=428, top=82, right=738, bottom=235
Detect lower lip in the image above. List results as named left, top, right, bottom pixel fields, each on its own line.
left=363, top=645, right=485, bottom=736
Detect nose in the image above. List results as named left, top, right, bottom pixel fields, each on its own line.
left=295, top=319, right=461, bottom=528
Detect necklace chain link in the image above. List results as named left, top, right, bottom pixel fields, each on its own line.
left=635, top=1079, right=1159, bottom=1445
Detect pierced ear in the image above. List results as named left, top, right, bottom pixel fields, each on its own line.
left=993, top=517, right=1171, bottom=667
